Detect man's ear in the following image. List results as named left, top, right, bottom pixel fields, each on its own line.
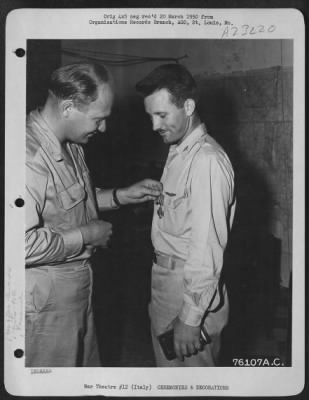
left=61, top=100, right=74, bottom=118
left=184, top=99, right=196, bottom=117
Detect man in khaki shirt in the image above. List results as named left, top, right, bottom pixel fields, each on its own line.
left=26, top=63, right=162, bottom=367
left=136, top=64, right=236, bottom=366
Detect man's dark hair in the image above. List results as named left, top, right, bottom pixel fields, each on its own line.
left=49, top=63, right=111, bottom=109
left=136, top=63, right=198, bottom=108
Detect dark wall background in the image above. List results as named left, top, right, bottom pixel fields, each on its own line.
left=26, top=41, right=62, bottom=114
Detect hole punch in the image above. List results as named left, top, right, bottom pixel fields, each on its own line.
left=15, top=48, right=25, bottom=58
left=15, top=198, right=24, bottom=207
left=14, top=349, right=24, bottom=358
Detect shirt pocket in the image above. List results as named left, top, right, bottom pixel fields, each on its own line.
left=158, top=193, right=190, bottom=236
left=57, top=181, right=86, bottom=210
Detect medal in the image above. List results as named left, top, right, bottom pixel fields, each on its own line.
left=156, top=193, right=164, bottom=218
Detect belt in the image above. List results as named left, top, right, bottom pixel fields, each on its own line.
left=27, top=259, right=90, bottom=270
left=153, top=251, right=185, bottom=270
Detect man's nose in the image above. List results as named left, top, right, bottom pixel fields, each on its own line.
left=97, top=120, right=106, bottom=133
left=152, top=116, right=161, bottom=131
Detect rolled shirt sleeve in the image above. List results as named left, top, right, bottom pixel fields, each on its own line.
left=178, top=151, right=234, bottom=326
left=25, top=164, right=84, bottom=267
left=95, top=187, right=119, bottom=210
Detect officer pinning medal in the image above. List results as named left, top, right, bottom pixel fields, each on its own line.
left=25, top=63, right=162, bottom=367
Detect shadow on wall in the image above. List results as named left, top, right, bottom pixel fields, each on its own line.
left=197, top=70, right=286, bottom=362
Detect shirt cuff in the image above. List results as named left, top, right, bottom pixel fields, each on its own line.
left=178, top=302, right=204, bottom=327
left=96, top=188, right=118, bottom=210
left=62, top=228, right=84, bottom=258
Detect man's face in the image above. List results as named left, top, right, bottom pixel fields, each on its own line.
left=63, top=83, right=114, bottom=144
left=144, top=88, right=190, bottom=145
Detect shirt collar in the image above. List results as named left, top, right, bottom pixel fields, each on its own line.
left=172, top=123, right=207, bottom=157
left=27, top=109, right=64, bottom=161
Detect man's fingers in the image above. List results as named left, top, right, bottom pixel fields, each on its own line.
left=176, top=340, right=200, bottom=359
left=187, top=343, right=197, bottom=356
left=141, top=179, right=163, bottom=193
left=132, top=194, right=159, bottom=203
left=174, top=340, right=183, bottom=361
left=175, top=340, right=193, bottom=360
left=181, top=343, right=190, bottom=358
left=143, top=187, right=162, bottom=196
left=142, top=178, right=162, bottom=187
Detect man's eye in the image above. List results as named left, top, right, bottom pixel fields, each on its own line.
left=159, top=114, right=166, bottom=119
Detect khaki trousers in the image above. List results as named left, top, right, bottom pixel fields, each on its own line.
left=149, top=261, right=229, bottom=367
left=25, top=262, right=100, bottom=367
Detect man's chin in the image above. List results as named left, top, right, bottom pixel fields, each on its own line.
left=83, top=133, right=96, bottom=143
left=76, top=137, right=90, bottom=145
left=160, top=134, right=170, bottom=144
left=163, top=136, right=175, bottom=145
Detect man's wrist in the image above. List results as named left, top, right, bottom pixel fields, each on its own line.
left=79, top=225, right=90, bottom=245
left=179, top=303, right=203, bottom=326
left=112, top=188, right=123, bottom=207
left=114, top=187, right=131, bottom=205
left=62, top=227, right=85, bottom=256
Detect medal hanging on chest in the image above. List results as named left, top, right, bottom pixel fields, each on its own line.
left=156, top=193, right=164, bottom=218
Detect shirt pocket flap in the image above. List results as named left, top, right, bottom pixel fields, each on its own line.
left=165, top=195, right=186, bottom=209
left=57, top=182, right=85, bottom=210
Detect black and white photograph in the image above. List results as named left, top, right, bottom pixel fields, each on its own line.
left=4, top=8, right=305, bottom=397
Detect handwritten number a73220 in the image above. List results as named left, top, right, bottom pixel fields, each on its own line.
left=221, top=24, right=276, bottom=38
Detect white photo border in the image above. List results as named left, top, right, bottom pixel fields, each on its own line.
left=5, top=8, right=305, bottom=397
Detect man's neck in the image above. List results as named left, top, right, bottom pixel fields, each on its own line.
left=40, top=99, right=64, bottom=144
left=176, top=114, right=201, bottom=146
left=189, top=114, right=201, bottom=135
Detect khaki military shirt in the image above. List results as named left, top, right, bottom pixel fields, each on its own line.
left=152, top=124, right=236, bottom=326
left=26, top=110, right=115, bottom=267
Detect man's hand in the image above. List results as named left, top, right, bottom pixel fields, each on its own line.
left=171, top=317, right=201, bottom=361
left=116, top=179, right=162, bottom=205
left=80, top=220, right=112, bottom=248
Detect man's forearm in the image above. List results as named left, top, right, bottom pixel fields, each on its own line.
left=25, top=227, right=84, bottom=267
left=95, top=186, right=133, bottom=209
left=96, top=179, right=162, bottom=208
